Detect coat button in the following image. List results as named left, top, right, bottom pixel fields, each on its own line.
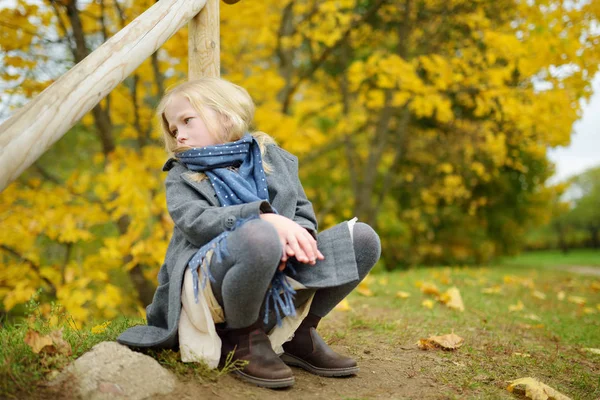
left=225, top=215, right=236, bottom=229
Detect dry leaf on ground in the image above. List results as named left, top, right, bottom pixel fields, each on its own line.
left=532, top=291, right=546, bottom=300
left=583, top=348, right=600, bottom=355
left=334, top=299, right=351, bottom=311
left=507, top=377, right=571, bottom=400
left=356, top=281, right=373, bottom=297
left=509, top=300, right=525, bottom=312
left=422, top=299, right=435, bottom=309
left=417, top=333, right=464, bottom=351
left=395, top=291, right=411, bottom=299
left=24, top=329, right=72, bottom=356
left=417, top=281, right=441, bottom=295
left=482, top=285, right=502, bottom=294
left=567, top=296, right=586, bottom=306
left=438, top=287, right=464, bottom=311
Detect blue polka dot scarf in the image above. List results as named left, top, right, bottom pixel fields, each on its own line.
left=177, top=134, right=296, bottom=327
left=176, top=134, right=269, bottom=206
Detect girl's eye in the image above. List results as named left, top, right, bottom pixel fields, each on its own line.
left=184, top=117, right=193, bottom=124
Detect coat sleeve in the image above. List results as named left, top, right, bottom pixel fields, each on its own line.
left=268, top=145, right=318, bottom=238
left=294, top=170, right=318, bottom=239
left=166, top=171, right=274, bottom=248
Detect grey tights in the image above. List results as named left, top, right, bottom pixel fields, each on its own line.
left=209, top=219, right=381, bottom=329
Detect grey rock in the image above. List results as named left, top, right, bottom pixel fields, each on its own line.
left=53, top=341, right=176, bottom=400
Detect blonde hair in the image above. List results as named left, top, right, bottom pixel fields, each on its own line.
left=156, top=77, right=275, bottom=180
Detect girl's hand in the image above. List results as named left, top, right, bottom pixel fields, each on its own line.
left=260, top=213, right=325, bottom=266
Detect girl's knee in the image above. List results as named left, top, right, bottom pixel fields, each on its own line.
left=237, top=218, right=282, bottom=265
left=353, top=223, right=381, bottom=254
left=352, top=222, right=381, bottom=273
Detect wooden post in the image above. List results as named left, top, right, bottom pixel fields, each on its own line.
left=189, top=0, right=220, bottom=79
left=0, top=0, right=209, bottom=192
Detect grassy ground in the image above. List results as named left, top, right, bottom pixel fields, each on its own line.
left=1, top=251, right=599, bottom=399
left=498, top=248, right=600, bottom=268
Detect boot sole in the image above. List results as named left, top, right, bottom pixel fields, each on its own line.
left=280, top=353, right=359, bottom=377
left=232, top=369, right=295, bottom=389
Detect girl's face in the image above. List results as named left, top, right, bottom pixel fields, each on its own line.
left=164, top=94, right=220, bottom=148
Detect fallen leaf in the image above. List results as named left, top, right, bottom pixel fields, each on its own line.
left=509, top=300, right=525, bottom=312
left=356, top=281, right=373, bottom=297
left=395, top=291, right=411, bottom=299
left=49, top=329, right=72, bottom=356
left=438, top=287, right=464, bottom=312
left=422, top=299, right=435, bottom=309
left=557, top=291, right=565, bottom=301
left=334, top=299, right=351, bottom=311
left=518, top=323, right=545, bottom=330
left=24, top=330, right=53, bottom=354
left=419, top=282, right=440, bottom=296
left=91, top=321, right=112, bottom=334
left=583, top=307, right=596, bottom=315
left=532, top=291, right=546, bottom=300
left=567, top=296, right=586, bottom=306
left=583, top=348, right=600, bottom=355
left=417, top=333, right=464, bottom=351
left=590, top=281, right=600, bottom=292
left=524, top=313, right=541, bottom=321
left=506, top=377, right=571, bottom=400
left=482, top=286, right=502, bottom=294
left=512, top=352, right=531, bottom=358
left=377, top=277, right=389, bottom=286
left=24, top=329, right=71, bottom=356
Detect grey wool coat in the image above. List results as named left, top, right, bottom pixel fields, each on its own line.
left=117, top=144, right=358, bottom=350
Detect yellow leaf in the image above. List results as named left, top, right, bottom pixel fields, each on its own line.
left=438, top=287, right=464, bottom=312
left=417, top=333, right=464, bottom=350
left=583, top=307, right=596, bottom=315
left=506, top=377, right=572, bottom=400
left=532, top=291, right=546, bottom=300
left=377, top=277, right=389, bottom=286
left=395, top=291, right=411, bottom=299
left=356, top=285, right=373, bottom=297
left=334, top=299, right=352, bottom=312
left=422, top=299, right=435, bottom=309
left=24, top=330, right=53, bottom=354
left=557, top=291, right=566, bottom=301
left=512, top=352, right=531, bottom=358
left=524, top=314, right=541, bottom=322
left=583, top=348, right=600, bottom=355
left=482, top=286, right=502, bottom=294
left=91, top=321, right=112, bottom=334
left=419, top=282, right=440, bottom=296
left=509, top=300, right=525, bottom=312
left=567, top=296, right=586, bottom=306
left=24, top=329, right=71, bottom=356
left=589, top=281, right=600, bottom=292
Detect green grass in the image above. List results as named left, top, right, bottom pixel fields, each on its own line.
left=2, top=251, right=599, bottom=399
left=339, top=260, right=600, bottom=399
left=498, top=248, right=600, bottom=268
left=0, top=296, right=243, bottom=399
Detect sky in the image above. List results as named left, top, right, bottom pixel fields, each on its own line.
left=547, top=74, right=600, bottom=183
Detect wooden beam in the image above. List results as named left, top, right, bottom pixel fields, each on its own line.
left=0, top=0, right=208, bottom=192
left=189, top=0, right=220, bottom=79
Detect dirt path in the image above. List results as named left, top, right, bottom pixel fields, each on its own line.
left=564, top=265, right=600, bottom=277
left=152, top=312, right=448, bottom=400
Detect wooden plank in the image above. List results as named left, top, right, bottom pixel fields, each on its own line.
left=0, top=0, right=208, bottom=192
left=189, top=0, right=220, bottom=79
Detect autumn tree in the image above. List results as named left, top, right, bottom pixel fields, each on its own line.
left=1, top=0, right=599, bottom=323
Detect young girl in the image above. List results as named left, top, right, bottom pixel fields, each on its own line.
left=118, top=77, right=381, bottom=389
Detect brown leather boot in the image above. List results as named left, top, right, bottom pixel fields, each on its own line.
left=281, top=313, right=359, bottom=377
left=217, top=322, right=294, bottom=388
